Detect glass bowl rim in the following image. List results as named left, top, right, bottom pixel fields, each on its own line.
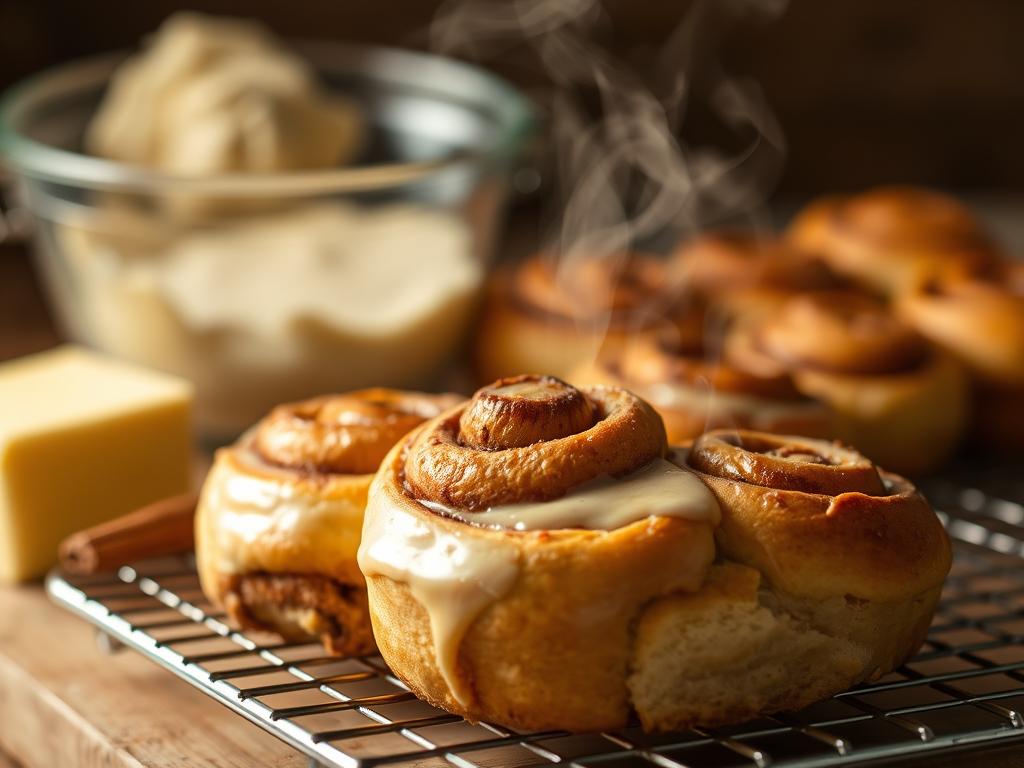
left=0, top=40, right=537, bottom=196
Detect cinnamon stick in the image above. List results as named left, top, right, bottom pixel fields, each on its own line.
left=59, top=493, right=198, bottom=575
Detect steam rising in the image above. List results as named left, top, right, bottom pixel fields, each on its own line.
left=431, top=0, right=788, bottom=263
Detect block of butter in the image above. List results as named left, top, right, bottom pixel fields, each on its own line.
left=0, top=346, right=193, bottom=582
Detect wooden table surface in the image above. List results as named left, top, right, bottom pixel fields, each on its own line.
left=0, top=582, right=306, bottom=768
left=4, top=226, right=1024, bottom=766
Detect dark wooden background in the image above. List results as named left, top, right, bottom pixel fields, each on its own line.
left=3, top=0, right=1024, bottom=194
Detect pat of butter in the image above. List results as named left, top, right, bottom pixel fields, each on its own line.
left=0, top=346, right=193, bottom=582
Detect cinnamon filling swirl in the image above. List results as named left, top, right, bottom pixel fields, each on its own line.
left=727, top=291, right=929, bottom=377
left=255, top=389, right=461, bottom=475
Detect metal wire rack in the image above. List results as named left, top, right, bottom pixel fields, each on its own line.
left=46, top=476, right=1024, bottom=768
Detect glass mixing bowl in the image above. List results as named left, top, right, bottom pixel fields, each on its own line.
left=0, top=42, right=534, bottom=439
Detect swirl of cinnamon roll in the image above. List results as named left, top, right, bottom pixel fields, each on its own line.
left=898, top=264, right=1024, bottom=449
left=788, top=186, right=1001, bottom=297
left=572, top=310, right=833, bottom=442
left=473, top=253, right=683, bottom=382
left=673, top=231, right=844, bottom=323
left=358, top=375, right=720, bottom=732
left=255, top=390, right=454, bottom=475
left=725, top=291, right=968, bottom=475
left=196, top=388, right=462, bottom=656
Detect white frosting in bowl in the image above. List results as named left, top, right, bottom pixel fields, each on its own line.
left=62, top=202, right=481, bottom=435
left=87, top=12, right=363, bottom=175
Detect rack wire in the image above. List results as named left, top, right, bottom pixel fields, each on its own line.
left=47, top=476, right=1024, bottom=768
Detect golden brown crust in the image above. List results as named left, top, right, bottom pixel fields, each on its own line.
left=196, top=388, right=463, bottom=656
left=683, top=430, right=952, bottom=604
left=725, top=292, right=968, bottom=474
left=788, top=186, right=1001, bottom=297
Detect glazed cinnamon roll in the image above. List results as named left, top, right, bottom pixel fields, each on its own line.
left=630, top=430, right=949, bottom=731
left=196, top=388, right=461, bottom=655
left=572, top=306, right=832, bottom=442
left=358, top=375, right=719, bottom=731
left=673, top=231, right=844, bottom=323
left=788, top=186, right=1000, bottom=297
left=897, top=264, right=1024, bottom=450
left=359, top=378, right=950, bottom=732
left=473, top=253, right=681, bottom=382
left=725, top=291, right=968, bottom=475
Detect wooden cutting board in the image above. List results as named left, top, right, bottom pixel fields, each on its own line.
left=0, top=582, right=305, bottom=768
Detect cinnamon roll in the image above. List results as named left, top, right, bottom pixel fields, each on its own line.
left=359, top=377, right=950, bottom=732
left=631, top=430, right=949, bottom=731
left=572, top=306, right=832, bottom=442
left=359, top=375, right=719, bottom=731
left=196, top=388, right=461, bottom=655
left=673, top=231, right=844, bottom=323
left=473, top=253, right=681, bottom=382
left=725, top=291, right=968, bottom=475
left=897, top=264, right=1024, bottom=450
left=788, top=186, right=1000, bottom=297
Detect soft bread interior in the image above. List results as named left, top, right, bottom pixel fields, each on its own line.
left=629, top=563, right=869, bottom=731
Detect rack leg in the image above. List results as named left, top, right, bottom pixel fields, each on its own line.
left=95, top=630, right=124, bottom=654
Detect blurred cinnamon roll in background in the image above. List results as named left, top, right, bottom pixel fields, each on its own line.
left=673, top=231, right=845, bottom=324
left=572, top=299, right=832, bottom=442
left=473, top=253, right=683, bottom=382
left=788, top=186, right=1002, bottom=297
left=898, top=263, right=1024, bottom=450
left=725, top=291, right=968, bottom=474
left=196, top=388, right=461, bottom=655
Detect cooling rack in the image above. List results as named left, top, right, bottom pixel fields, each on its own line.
left=47, top=476, right=1024, bottom=768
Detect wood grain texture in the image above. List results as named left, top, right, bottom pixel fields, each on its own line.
left=0, top=584, right=305, bottom=768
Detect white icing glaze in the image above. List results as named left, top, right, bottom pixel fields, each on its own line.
left=202, top=440, right=366, bottom=579
left=357, top=482, right=519, bottom=705
left=646, top=381, right=822, bottom=428
left=423, top=458, right=720, bottom=531
left=356, top=458, right=719, bottom=705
